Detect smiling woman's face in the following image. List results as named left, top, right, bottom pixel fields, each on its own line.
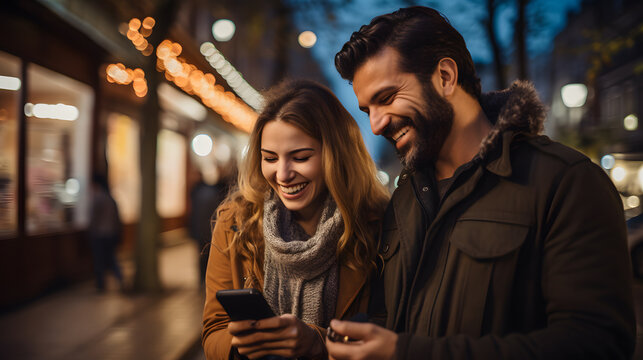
left=260, top=120, right=326, bottom=221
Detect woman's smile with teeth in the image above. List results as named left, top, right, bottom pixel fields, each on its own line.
left=280, top=182, right=309, bottom=194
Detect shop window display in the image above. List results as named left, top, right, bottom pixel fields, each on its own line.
left=26, top=64, right=93, bottom=234
left=0, top=51, right=20, bottom=237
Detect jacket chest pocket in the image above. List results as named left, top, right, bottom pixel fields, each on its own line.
left=440, top=212, right=532, bottom=336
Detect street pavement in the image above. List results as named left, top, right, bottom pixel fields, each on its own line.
left=0, top=229, right=205, bottom=360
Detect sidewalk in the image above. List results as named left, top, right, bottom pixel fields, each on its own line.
left=0, top=229, right=206, bottom=360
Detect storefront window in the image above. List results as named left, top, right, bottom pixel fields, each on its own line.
left=0, top=51, right=21, bottom=238
left=106, top=113, right=141, bottom=223
left=157, top=128, right=186, bottom=218
left=25, top=64, right=93, bottom=234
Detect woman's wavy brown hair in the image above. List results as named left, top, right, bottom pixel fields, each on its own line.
left=222, top=79, right=389, bottom=276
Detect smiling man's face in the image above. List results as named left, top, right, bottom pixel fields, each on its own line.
left=352, top=47, right=453, bottom=170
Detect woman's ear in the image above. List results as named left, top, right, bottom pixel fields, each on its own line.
left=433, top=58, right=458, bottom=97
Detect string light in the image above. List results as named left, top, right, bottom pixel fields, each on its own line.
left=200, top=42, right=263, bottom=111
left=156, top=39, right=257, bottom=132
left=123, top=17, right=155, bottom=56
left=111, top=18, right=257, bottom=132
left=106, top=63, right=148, bottom=97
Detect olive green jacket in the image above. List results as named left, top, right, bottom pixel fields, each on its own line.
left=371, top=81, right=636, bottom=359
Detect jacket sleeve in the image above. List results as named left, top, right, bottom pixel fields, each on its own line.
left=202, top=207, right=237, bottom=360
left=396, top=160, right=636, bottom=359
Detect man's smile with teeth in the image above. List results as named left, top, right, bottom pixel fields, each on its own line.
left=392, top=126, right=411, bottom=142
left=280, top=182, right=309, bottom=194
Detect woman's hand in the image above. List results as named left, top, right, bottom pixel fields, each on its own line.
left=228, top=314, right=325, bottom=359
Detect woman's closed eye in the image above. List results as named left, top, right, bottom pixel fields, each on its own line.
left=293, top=156, right=311, bottom=162
left=262, top=157, right=278, bottom=163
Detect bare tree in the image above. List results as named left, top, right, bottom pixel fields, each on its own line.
left=514, top=0, right=529, bottom=80
left=484, top=0, right=507, bottom=89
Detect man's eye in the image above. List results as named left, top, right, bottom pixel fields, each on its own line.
left=381, top=93, right=394, bottom=104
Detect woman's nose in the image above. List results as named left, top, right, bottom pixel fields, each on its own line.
left=276, top=161, right=295, bottom=183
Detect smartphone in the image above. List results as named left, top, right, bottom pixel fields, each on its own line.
left=216, top=288, right=276, bottom=321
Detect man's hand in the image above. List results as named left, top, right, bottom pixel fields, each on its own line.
left=325, top=319, right=397, bottom=360
left=228, top=314, right=324, bottom=359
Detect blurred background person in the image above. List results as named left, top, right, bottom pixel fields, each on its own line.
left=189, top=162, right=236, bottom=286
left=88, top=173, right=124, bottom=292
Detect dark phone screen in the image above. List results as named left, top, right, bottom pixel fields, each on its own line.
left=216, top=289, right=276, bottom=321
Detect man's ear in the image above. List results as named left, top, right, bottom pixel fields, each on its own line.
left=434, top=58, right=458, bottom=97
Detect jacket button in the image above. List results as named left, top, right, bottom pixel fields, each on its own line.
left=422, top=186, right=429, bottom=192
left=382, top=244, right=390, bottom=253
left=401, top=174, right=407, bottom=180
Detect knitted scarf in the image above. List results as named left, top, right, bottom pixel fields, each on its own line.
left=262, top=193, right=342, bottom=327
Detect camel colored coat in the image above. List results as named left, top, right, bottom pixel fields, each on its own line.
left=202, top=203, right=370, bottom=360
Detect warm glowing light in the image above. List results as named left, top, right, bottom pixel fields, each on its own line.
left=157, top=39, right=257, bottom=131
left=0, top=75, right=21, bottom=91
left=212, top=19, right=235, bottom=42
left=627, top=196, right=641, bottom=209
left=298, top=31, right=317, bottom=48
left=142, top=44, right=154, bottom=56
left=142, top=17, right=155, bottom=29
left=25, top=103, right=79, bottom=121
left=106, top=64, right=147, bottom=97
left=561, top=83, right=588, bottom=108
left=192, top=134, right=213, bottom=156
left=128, top=18, right=141, bottom=31
left=170, top=43, right=182, bottom=57
left=118, top=22, right=129, bottom=35
left=624, top=114, right=638, bottom=131
left=601, top=154, right=615, bottom=170
left=638, top=166, right=643, bottom=190
left=612, top=166, right=626, bottom=182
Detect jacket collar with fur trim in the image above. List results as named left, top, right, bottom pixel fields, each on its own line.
left=477, top=80, right=547, bottom=177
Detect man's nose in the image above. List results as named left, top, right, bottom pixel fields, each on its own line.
left=370, top=109, right=390, bottom=136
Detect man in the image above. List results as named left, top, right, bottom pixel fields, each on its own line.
left=326, top=6, right=635, bottom=360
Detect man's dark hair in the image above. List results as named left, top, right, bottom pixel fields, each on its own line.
left=335, top=6, right=481, bottom=99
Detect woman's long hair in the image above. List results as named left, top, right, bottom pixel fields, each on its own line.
left=223, top=79, right=389, bottom=275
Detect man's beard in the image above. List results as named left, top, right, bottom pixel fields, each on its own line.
left=394, top=82, right=454, bottom=172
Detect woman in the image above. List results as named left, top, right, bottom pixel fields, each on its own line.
left=202, top=80, right=389, bottom=359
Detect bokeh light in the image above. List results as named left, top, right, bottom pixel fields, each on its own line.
left=611, top=166, right=626, bottom=182
left=192, top=134, right=213, bottom=157
left=624, top=114, right=638, bottom=131
left=601, top=154, right=615, bottom=170
left=212, top=19, right=235, bottom=42
left=298, top=31, right=317, bottom=48
left=626, top=196, right=640, bottom=209
left=377, top=170, right=390, bottom=186
left=561, top=83, right=588, bottom=108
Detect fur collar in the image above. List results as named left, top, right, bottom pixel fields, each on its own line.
left=478, top=80, right=546, bottom=158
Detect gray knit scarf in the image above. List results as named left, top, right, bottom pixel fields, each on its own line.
left=262, top=193, right=342, bottom=327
